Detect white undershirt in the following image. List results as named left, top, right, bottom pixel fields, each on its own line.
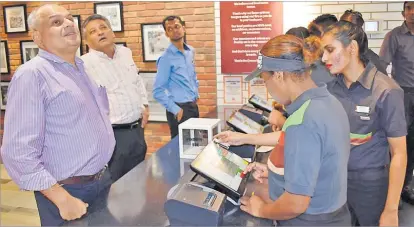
left=82, top=45, right=148, bottom=124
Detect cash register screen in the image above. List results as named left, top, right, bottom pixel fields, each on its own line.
left=191, top=142, right=249, bottom=191
left=227, top=111, right=264, bottom=134
left=250, top=95, right=273, bottom=112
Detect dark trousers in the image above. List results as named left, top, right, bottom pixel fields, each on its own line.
left=166, top=102, right=199, bottom=139
left=402, top=88, right=414, bottom=188
left=109, top=123, right=147, bottom=183
left=277, top=204, right=351, bottom=226
left=347, top=167, right=389, bottom=226
left=34, top=170, right=111, bottom=226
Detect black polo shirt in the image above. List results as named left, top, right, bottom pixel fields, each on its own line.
left=327, top=63, right=407, bottom=170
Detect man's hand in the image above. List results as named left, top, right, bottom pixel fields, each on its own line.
left=57, top=194, right=89, bottom=221
left=141, top=106, right=149, bottom=128
left=176, top=109, right=184, bottom=122
left=240, top=195, right=265, bottom=218
left=41, top=184, right=88, bottom=221
left=379, top=208, right=398, bottom=227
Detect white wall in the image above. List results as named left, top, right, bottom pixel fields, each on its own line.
left=214, top=1, right=405, bottom=107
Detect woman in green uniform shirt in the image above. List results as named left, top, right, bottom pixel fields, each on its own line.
left=321, top=21, right=407, bottom=226
left=215, top=34, right=351, bottom=226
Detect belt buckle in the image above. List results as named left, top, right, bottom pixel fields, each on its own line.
left=130, top=119, right=141, bottom=129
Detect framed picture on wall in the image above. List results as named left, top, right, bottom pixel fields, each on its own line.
left=141, top=23, right=170, bottom=62
left=72, top=15, right=83, bottom=57
left=3, top=4, right=28, bottom=33
left=94, top=2, right=124, bottom=32
left=139, top=71, right=167, bottom=122
left=20, top=40, right=39, bottom=64
left=1, top=82, right=10, bottom=110
left=115, top=42, right=127, bottom=47
left=1, top=41, right=10, bottom=74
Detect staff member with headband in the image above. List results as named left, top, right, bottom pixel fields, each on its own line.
left=215, top=35, right=351, bottom=226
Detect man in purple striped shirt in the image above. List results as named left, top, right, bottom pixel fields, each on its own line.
left=0, top=4, right=115, bottom=226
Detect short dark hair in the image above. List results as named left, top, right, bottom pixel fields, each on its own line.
left=285, top=27, right=310, bottom=39
left=162, top=15, right=185, bottom=31
left=404, top=1, right=409, bottom=10
left=308, top=14, right=338, bottom=37
left=340, top=9, right=365, bottom=27
left=82, top=14, right=112, bottom=38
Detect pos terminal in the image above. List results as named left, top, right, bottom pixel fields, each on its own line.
left=164, top=142, right=252, bottom=226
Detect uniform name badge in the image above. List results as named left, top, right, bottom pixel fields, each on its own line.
left=356, top=105, right=370, bottom=121
left=355, top=105, right=370, bottom=114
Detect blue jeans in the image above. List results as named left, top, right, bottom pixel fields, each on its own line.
left=34, top=171, right=111, bottom=226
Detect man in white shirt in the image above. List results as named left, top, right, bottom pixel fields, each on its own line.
left=81, top=14, right=149, bottom=182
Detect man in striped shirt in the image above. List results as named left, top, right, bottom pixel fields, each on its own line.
left=0, top=5, right=115, bottom=226
left=81, top=15, right=149, bottom=182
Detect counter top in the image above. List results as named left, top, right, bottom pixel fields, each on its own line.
left=66, top=136, right=273, bottom=226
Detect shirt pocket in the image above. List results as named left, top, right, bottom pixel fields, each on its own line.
left=172, top=65, right=188, bottom=77
left=350, top=109, right=377, bottom=146
left=123, top=63, right=139, bottom=84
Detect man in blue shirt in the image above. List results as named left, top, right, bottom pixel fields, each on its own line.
left=153, top=15, right=199, bottom=139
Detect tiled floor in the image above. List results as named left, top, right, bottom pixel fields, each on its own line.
left=0, top=164, right=41, bottom=226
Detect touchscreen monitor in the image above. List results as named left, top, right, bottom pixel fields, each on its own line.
left=190, top=142, right=250, bottom=201
left=227, top=111, right=264, bottom=134
left=248, top=94, right=273, bottom=113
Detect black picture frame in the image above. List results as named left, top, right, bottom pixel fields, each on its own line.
left=1, top=41, right=11, bottom=74
left=20, top=40, right=39, bottom=64
left=3, top=4, right=28, bottom=34
left=94, top=2, right=124, bottom=32
left=1, top=82, right=10, bottom=110
left=72, top=15, right=83, bottom=57
left=115, top=42, right=127, bottom=47
left=141, top=23, right=170, bottom=62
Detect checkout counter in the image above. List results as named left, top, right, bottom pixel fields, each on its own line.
left=66, top=102, right=275, bottom=226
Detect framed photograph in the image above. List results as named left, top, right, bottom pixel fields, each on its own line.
left=115, top=42, right=127, bottom=47
left=20, top=40, right=39, bottom=64
left=1, top=82, right=10, bottom=110
left=3, top=4, right=28, bottom=33
left=1, top=41, right=10, bottom=74
left=140, top=71, right=167, bottom=122
left=94, top=2, right=124, bottom=32
left=141, top=23, right=170, bottom=62
left=73, top=15, right=83, bottom=57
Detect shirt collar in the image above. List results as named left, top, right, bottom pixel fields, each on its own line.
left=333, top=62, right=376, bottom=90
left=401, top=22, right=413, bottom=35
left=285, top=83, right=330, bottom=115
left=168, top=42, right=190, bottom=54
left=88, top=44, right=119, bottom=59
left=38, top=48, right=83, bottom=65
left=356, top=62, right=376, bottom=90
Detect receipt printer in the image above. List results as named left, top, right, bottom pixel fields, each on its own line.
left=164, top=182, right=226, bottom=226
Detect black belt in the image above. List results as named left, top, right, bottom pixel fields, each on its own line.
left=58, top=166, right=107, bottom=185
left=112, top=119, right=141, bottom=130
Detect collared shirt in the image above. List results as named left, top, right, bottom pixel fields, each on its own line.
left=267, top=84, right=350, bottom=214
left=0, top=49, right=115, bottom=191
left=327, top=63, right=407, bottom=170
left=380, top=22, right=414, bottom=88
left=153, top=43, right=199, bottom=115
left=81, top=45, right=148, bottom=124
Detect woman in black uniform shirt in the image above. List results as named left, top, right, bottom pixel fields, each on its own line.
left=321, top=21, right=407, bottom=226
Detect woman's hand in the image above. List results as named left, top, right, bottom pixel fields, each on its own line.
left=268, top=110, right=286, bottom=131
left=214, top=131, right=247, bottom=146
left=244, top=162, right=269, bottom=183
